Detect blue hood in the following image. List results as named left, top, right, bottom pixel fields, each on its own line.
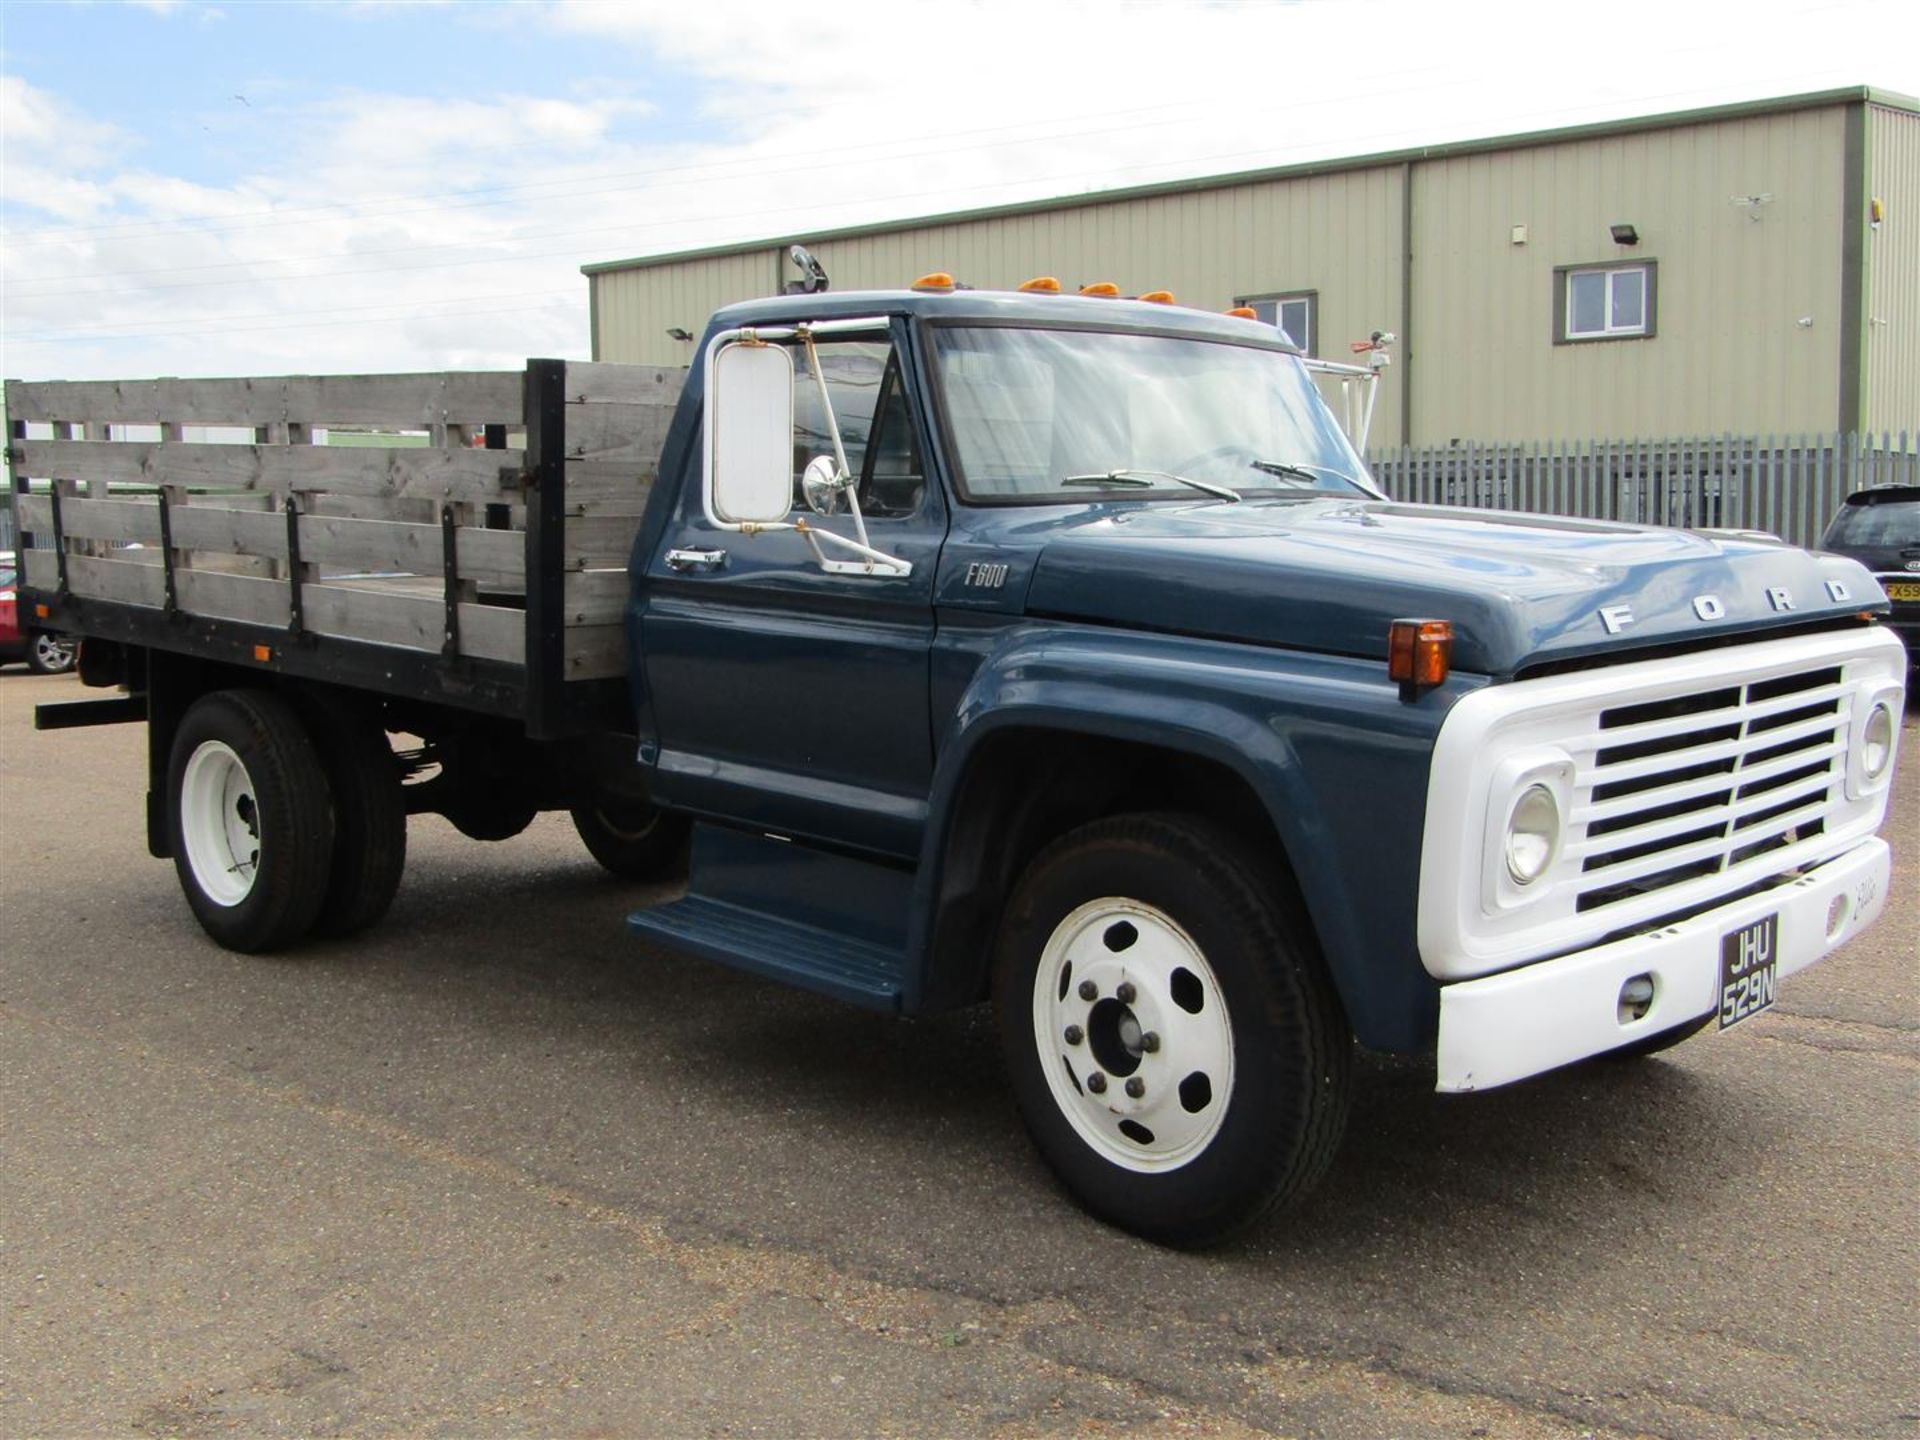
left=1024, top=499, right=1884, bottom=675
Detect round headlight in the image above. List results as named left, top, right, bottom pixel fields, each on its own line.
left=1861, top=699, right=1897, bottom=782
left=1505, top=783, right=1561, bottom=886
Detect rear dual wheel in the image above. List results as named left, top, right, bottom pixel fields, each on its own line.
left=168, top=689, right=406, bottom=951
left=994, top=813, right=1352, bottom=1248
left=169, top=691, right=335, bottom=953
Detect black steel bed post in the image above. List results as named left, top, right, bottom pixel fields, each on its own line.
left=522, top=359, right=568, bottom=739
left=439, top=503, right=461, bottom=662
left=283, top=496, right=304, bottom=638
left=6, top=415, right=27, bottom=556
left=157, top=490, right=179, bottom=617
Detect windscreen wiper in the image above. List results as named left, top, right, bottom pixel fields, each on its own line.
left=1061, top=468, right=1242, bottom=503
left=1248, top=459, right=1362, bottom=488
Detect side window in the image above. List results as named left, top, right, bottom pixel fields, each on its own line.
left=1237, top=290, right=1317, bottom=355
left=858, top=355, right=926, bottom=519
left=1555, top=261, right=1657, bottom=342
left=791, top=340, right=923, bottom=520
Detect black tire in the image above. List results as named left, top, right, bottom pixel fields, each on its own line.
left=305, top=702, right=407, bottom=939
left=569, top=792, right=690, bottom=880
left=1606, top=1012, right=1714, bottom=1060
left=26, top=632, right=77, bottom=675
left=167, top=689, right=335, bottom=953
left=992, top=812, right=1351, bottom=1248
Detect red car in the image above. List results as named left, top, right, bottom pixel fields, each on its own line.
left=0, top=552, right=79, bottom=674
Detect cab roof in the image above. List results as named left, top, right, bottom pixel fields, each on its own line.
left=705, top=288, right=1303, bottom=353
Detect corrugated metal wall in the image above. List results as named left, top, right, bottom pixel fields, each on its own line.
left=1866, top=104, right=1920, bottom=434
left=1411, top=107, right=1847, bottom=442
left=588, top=99, right=1908, bottom=448
left=594, top=248, right=773, bottom=371
left=589, top=169, right=1408, bottom=442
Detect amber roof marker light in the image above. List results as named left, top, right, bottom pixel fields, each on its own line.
left=911, top=272, right=956, bottom=292
left=1388, top=619, right=1453, bottom=694
left=1018, top=276, right=1062, bottom=293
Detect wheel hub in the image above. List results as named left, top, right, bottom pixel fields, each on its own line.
left=1033, top=898, right=1234, bottom=1173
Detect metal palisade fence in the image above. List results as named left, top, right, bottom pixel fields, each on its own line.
left=1365, top=432, right=1919, bottom=551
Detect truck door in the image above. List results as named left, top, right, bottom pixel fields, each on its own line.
left=640, top=327, right=945, bottom=859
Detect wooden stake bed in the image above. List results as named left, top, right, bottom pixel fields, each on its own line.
left=5, top=360, right=684, bottom=736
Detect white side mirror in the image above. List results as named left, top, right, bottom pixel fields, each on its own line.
left=706, top=341, right=795, bottom=525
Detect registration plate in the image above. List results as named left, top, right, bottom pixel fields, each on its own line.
left=1883, top=580, right=1920, bottom=601
left=1719, top=912, right=1779, bottom=1029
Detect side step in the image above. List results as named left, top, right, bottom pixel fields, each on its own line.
left=627, top=825, right=914, bottom=1012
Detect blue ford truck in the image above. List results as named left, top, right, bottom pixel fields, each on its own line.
left=8, top=285, right=1906, bottom=1246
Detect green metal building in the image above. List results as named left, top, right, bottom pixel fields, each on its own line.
left=583, top=87, right=1918, bottom=451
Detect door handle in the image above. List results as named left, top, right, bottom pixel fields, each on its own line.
left=665, top=547, right=728, bottom=572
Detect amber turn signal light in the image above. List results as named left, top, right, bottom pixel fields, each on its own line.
left=1388, top=619, right=1452, bottom=688
left=253, top=644, right=273, bottom=663
left=34, top=603, right=51, bottom=619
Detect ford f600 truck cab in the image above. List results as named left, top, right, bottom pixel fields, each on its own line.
left=9, top=285, right=1906, bottom=1246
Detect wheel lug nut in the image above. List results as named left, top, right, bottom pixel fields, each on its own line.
left=1116, top=981, right=1136, bottom=1004
left=1125, top=1077, right=1145, bottom=1099
left=1086, top=1072, right=1107, bottom=1094
left=1078, top=980, right=1098, bottom=1001
left=1141, top=1031, right=1160, bottom=1053
left=1063, top=1024, right=1084, bottom=1046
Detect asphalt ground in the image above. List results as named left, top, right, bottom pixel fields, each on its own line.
left=1, top=666, right=1915, bottom=1440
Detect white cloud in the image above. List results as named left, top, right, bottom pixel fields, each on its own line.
left=2, top=0, right=1916, bottom=380
left=1, top=74, right=130, bottom=170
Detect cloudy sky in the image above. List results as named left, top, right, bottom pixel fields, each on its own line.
left=3, top=0, right=1917, bottom=380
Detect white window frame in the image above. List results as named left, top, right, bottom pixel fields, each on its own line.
left=1557, top=261, right=1656, bottom=343
left=1236, top=290, right=1317, bottom=355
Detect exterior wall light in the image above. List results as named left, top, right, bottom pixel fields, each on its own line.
left=1609, top=223, right=1639, bottom=246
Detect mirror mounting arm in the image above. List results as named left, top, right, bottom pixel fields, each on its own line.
left=799, top=327, right=877, bottom=558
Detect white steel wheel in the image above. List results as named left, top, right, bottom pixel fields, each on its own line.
left=1032, top=898, right=1234, bottom=1173
left=994, top=812, right=1352, bottom=1248
left=179, top=740, right=263, bottom=906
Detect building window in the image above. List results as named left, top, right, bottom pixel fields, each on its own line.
left=1555, top=261, right=1657, bottom=343
left=1237, top=290, right=1317, bottom=355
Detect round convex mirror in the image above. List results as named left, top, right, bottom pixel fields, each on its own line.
left=802, top=454, right=847, bottom=515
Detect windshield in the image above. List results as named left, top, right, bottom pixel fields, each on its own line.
left=929, top=325, right=1375, bottom=503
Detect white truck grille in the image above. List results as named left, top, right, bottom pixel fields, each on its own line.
left=1574, top=665, right=1845, bottom=914
left=1418, top=627, right=1906, bottom=980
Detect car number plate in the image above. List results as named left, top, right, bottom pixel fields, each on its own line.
left=1883, top=580, right=1920, bottom=601
left=1719, top=912, right=1779, bottom=1029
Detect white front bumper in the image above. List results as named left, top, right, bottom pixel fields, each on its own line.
left=1435, top=839, right=1892, bottom=1092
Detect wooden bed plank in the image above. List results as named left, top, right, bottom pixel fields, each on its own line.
left=11, top=439, right=527, bottom=503
left=5, top=372, right=523, bottom=428
left=564, top=362, right=686, bottom=407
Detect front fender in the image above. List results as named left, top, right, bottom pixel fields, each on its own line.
left=914, top=624, right=1483, bottom=1051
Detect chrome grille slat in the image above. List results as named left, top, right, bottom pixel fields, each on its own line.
left=1571, top=663, right=1847, bottom=913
